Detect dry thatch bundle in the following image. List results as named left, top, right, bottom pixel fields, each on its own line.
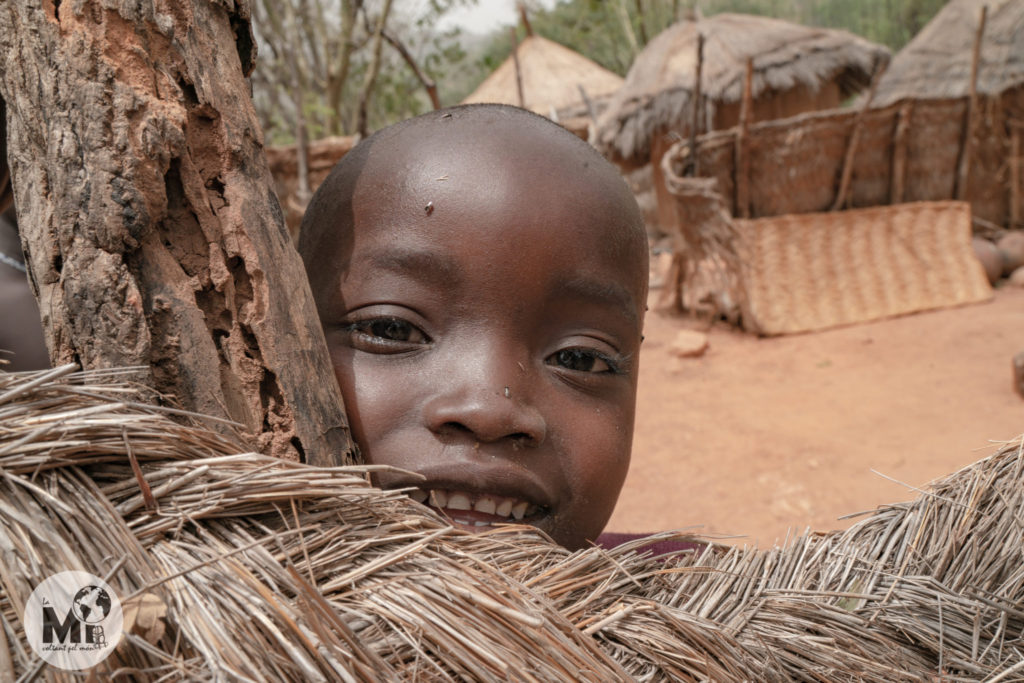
left=594, top=13, right=889, bottom=164
left=872, top=0, right=1024, bottom=108
left=655, top=154, right=748, bottom=324
left=2, top=365, right=1023, bottom=680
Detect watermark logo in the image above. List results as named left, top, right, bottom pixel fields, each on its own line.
left=23, top=571, right=123, bottom=670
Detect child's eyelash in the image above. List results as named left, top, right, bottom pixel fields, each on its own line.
left=343, top=317, right=430, bottom=346
left=552, top=347, right=629, bottom=375
left=601, top=351, right=630, bottom=375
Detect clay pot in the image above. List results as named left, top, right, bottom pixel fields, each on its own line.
left=996, top=231, right=1024, bottom=276
left=1008, top=266, right=1024, bottom=288
left=972, top=237, right=1003, bottom=284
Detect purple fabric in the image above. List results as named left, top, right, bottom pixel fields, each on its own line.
left=596, top=532, right=704, bottom=556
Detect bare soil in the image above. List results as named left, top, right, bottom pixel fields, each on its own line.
left=609, top=285, right=1024, bottom=546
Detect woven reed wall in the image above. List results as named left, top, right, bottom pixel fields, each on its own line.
left=736, top=201, right=993, bottom=335
left=674, top=94, right=1020, bottom=228
left=265, top=136, right=356, bottom=242
left=902, top=100, right=963, bottom=204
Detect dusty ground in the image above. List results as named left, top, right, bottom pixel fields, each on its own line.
left=609, top=284, right=1024, bottom=546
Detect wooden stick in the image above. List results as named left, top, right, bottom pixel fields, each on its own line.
left=1011, top=122, right=1021, bottom=228
left=634, top=0, right=648, bottom=45
left=686, top=32, right=705, bottom=177
left=517, top=2, right=533, bottom=37
left=615, top=0, right=639, bottom=58
left=510, top=27, right=525, bottom=109
left=890, top=102, right=913, bottom=205
left=734, top=57, right=754, bottom=218
left=955, top=5, right=987, bottom=201
left=382, top=29, right=441, bottom=110
left=577, top=84, right=597, bottom=124
left=831, top=64, right=885, bottom=211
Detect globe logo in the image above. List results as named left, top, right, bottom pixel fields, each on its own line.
left=24, top=571, right=123, bottom=670
left=72, top=585, right=112, bottom=624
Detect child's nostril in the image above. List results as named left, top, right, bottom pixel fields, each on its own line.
left=442, top=422, right=473, bottom=436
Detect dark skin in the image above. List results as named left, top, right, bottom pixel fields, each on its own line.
left=301, top=106, right=648, bottom=550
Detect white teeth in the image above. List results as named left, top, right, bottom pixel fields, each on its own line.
left=430, top=490, right=448, bottom=508
left=495, top=499, right=513, bottom=517
left=448, top=492, right=471, bottom=511
left=473, top=497, right=497, bottom=515
left=420, top=489, right=537, bottom=520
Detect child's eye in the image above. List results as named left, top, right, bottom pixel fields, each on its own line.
left=547, top=348, right=617, bottom=374
left=346, top=317, right=429, bottom=352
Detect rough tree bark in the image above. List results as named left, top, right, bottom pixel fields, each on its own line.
left=0, top=1, right=355, bottom=466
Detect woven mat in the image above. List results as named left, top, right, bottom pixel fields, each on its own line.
left=736, top=201, right=992, bottom=335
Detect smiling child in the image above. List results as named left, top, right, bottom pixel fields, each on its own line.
left=299, top=104, right=648, bottom=550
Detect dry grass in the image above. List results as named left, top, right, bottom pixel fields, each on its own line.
left=872, top=0, right=1024, bottom=107
left=1, top=365, right=1022, bottom=680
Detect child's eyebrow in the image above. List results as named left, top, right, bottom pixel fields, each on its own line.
left=363, top=247, right=462, bottom=288
left=554, top=276, right=640, bottom=327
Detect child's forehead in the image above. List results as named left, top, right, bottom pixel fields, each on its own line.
left=353, top=116, right=631, bottom=220
left=366, top=115, right=588, bottom=179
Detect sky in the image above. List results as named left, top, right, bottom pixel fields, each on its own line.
left=433, top=0, right=560, bottom=35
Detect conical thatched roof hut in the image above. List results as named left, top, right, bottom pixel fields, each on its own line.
left=595, top=13, right=890, bottom=165
left=872, top=0, right=1024, bottom=108
left=461, top=34, right=624, bottom=132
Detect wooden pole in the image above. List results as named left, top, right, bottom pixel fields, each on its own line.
left=955, top=5, right=987, bottom=201
left=615, top=0, right=639, bottom=58
left=734, top=57, right=754, bottom=218
left=577, top=84, right=598, bottom=124
left=890, top=102, right=913, bottom=205
left=634, top=0, right=649, bottom=45
left=686, top=32, right=705, bottom=177
left=1011, top=122, right=1022, bottom=228
left=510, top=27, right=525, bottom=109
left=517, top=2, right=534, bottom=37
left=831, top=64, right=885, bottom=211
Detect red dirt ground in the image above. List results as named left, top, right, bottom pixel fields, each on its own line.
left=608, top=284, right=1024, bottom=547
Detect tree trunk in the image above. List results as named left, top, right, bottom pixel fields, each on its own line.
left=0, top=1, right=355, bottom=466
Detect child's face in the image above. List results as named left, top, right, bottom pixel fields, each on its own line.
left=309, top=114, right=647, bottom=549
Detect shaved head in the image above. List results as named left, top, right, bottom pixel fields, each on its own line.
left=299, top=104, right=646, bottom=310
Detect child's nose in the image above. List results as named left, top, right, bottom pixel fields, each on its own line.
left=422, top=363, right=547, bottom=446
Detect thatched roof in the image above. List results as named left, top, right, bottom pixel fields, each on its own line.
left=872, top=0, right=1024, bottom=107
left=461, top=34, right=624, bottom=119
left=594, top=13, right=890, bottom=163
left=3, top=365, right=1024, bottom=679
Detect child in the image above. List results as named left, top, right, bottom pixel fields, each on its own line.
left=299, top=104, right=648, bottom=550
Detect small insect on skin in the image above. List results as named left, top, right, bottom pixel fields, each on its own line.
left=425, top=201, right=434, bottom=216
